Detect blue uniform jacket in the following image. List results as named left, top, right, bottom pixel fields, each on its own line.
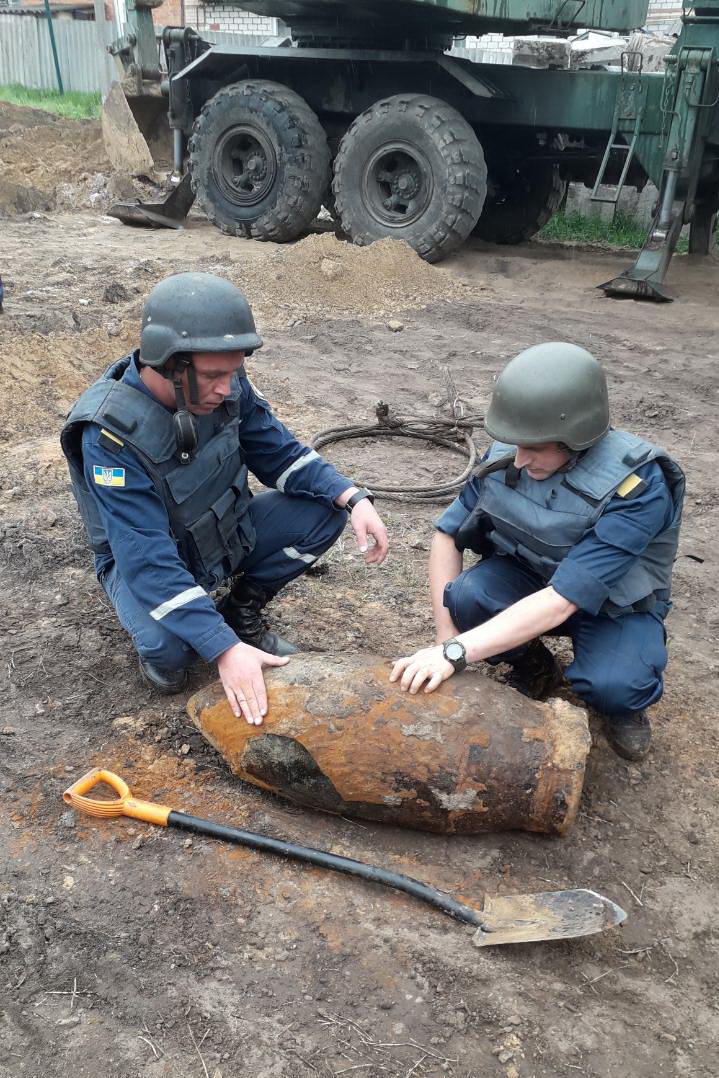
left=436, top=458, right=675, bottom=617
left=82, top=357, right=351, bottom=662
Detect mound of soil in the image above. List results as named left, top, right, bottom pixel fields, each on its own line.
left=0, top=102, right=112, bottom=215
left=0, top=325, right=135, bottom=445
left=232, top=233, right=467, bottom=324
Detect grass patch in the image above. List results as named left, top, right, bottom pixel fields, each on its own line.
left=538, top=210, right=648, bottom=249
left=538, top=209, right=695, bottom=254
left=0, top=83, right=101, bottom=120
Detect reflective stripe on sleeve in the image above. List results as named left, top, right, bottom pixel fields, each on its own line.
left=275, top=449, right=320, bottom=492
left=149, top=585, right=207, bottom=621
left=283, top=546, right=317, bottom=565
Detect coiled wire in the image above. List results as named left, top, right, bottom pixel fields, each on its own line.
left=311, top=400, right=485, bottom=503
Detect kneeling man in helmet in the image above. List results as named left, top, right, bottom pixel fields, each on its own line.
left=62, top=272, right=387, bottom=726
left=391, top=342, right=684, bottom=761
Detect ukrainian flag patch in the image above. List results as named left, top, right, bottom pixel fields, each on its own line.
left=93, top=465, right=126, bottom=488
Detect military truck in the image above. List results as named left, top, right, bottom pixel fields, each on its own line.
left=109, top=0, right=719, bottom=299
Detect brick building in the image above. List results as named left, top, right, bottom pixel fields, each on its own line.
left=193, top=3, right=278, bottom=34
left=645, top=0, right=682, bottom=32
left=133, top=0, right=277, bottom=34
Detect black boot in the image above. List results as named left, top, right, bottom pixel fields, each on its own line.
left=602, top=711, right=652, bottom=761
left=505, top=639, right=564, bottom=701
left=138, top=656, right=188, bottom=695
left=218, top=578, right=298, bottom=657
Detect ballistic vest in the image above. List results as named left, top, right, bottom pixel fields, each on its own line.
left=60, top=354, right=256, bottom=590
left=456, top=430, right=685, bottom=616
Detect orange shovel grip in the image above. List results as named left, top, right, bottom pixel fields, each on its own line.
left=63, top=768, right=171, bottom=827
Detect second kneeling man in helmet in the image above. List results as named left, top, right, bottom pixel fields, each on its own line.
left=62, top=272, right=388, bottom=726
left=391, top=342, right=684, bottom=762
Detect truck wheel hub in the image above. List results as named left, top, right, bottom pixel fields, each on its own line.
left=214, top=125, right=277, bottom=206
left=362, top=142, right=433, bottom=227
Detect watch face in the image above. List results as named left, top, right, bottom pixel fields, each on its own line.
left=445, top=641, right=464, bottom=662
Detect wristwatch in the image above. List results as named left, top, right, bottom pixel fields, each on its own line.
left=344, top=487, right=375, bottom=512
left=442, top=638, right=467, bottom=672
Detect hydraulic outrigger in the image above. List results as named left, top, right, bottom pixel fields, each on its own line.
left=601, top=12, right=719, bottom=298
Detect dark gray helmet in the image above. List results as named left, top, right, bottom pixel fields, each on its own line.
left=484, top=342, right=610, bottom=451
left=140, top=272, right=263, bottom=368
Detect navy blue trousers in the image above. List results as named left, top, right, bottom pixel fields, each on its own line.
left=102, top=491, right=346, bottom=669
left=444, top=556, right=668, bottom=718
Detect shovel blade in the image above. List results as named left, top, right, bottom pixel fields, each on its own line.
left=472, top=888, right=626, bottom=947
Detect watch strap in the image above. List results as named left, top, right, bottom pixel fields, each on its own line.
left=344, top=487, right=375, bottom=512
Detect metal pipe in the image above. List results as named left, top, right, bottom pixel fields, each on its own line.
left=42, top=0, right=64, bottom=95
left=657, top=168, right=679, bottom=233
left=173, top=127, right=184, bottom=174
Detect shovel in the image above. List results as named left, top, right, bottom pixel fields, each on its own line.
left=63, top=768, right=626, bottom=947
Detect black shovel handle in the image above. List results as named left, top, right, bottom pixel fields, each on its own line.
left=168, top=811, right=484, bottom=927
left=62, top=768, right=484, bottom=928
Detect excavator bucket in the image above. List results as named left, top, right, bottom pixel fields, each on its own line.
left=108, top=172, right=195, bottom=229
left=101, top=81, right=156, bottom=176
left=102, top=81, right=192, bottom=228
left=102, top=81, right=174, bottom=174
left=123, top=92, right=174, bottom=170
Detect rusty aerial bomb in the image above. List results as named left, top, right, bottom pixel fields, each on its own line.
left=187, top=653, right=591, bottom=837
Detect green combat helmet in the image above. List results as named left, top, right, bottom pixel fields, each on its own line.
left=484, top=342, right=610, bottom=451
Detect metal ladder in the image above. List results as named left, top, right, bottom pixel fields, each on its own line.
left=591, top=53, right=645, bottom=205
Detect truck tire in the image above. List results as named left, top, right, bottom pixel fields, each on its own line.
left=188, top=81, right=331, bottom=242
left=474, top=159, right=567, bottom=245
left=333, top=95, right=486, bottom=263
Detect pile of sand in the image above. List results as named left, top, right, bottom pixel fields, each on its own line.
left=0, top=102, right=113, bottom=215
left=0, top=325, right=135, bottom=444
left=231, top=232, right=465, bottom=324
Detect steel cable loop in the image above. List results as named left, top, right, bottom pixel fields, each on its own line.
left=311, top=403, right=486, bottom=503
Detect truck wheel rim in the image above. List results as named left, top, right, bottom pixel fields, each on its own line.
left=361, top=142, right=433, bottom=228
left=213, top=124, right=278, bottom=207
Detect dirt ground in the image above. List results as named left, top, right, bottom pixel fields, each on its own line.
left=0, top=101, right=146, bottom=217
left=2, top=105, right=719, bottom=1078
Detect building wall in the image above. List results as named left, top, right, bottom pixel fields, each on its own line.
left=149, top=0, right=277, bottom=33
left=645, top=0, right=682, bottom=32
left=152, top=0, right=183, bottom=25
left=193, top=3, right=276, bottom=34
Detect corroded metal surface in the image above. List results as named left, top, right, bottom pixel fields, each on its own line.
left=472, top=888, right=626, bottom=946
left=187, top=654, right=591, bottom=837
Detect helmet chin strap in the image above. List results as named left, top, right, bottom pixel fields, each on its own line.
left=557, top=444, right=585, bottom=472
left=164, top=354, right=199, bottom=463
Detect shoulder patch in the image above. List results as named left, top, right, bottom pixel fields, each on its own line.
left=93, top=465, right=126, bottom=488
left=615, top=473, right=646, bottom=499
left=99, top=427, right=124, bottom=453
